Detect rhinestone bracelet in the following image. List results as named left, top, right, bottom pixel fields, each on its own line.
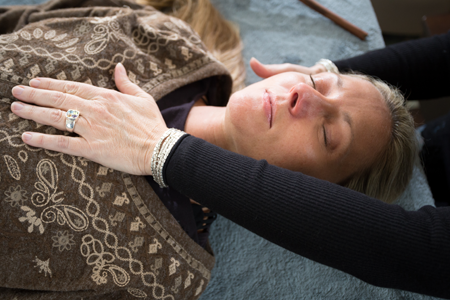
left=151, top=128, right=187, bottom=188
left=315, top=58, right=339, bottom=74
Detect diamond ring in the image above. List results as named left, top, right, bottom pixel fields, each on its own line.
left=65, top=109, right=80, bottom=133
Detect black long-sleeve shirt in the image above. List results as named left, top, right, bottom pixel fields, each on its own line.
left=165, top=32, right=450, bottom=299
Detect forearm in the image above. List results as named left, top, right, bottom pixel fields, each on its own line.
left=335, top=31, right=450, bottom=100
left=165, top=135, right=450, bottom=299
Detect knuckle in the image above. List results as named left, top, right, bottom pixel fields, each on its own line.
left=50, top=109, right=64, bottom=123
left=57, top=135, right=70, bottom=149
left=28, top=88, right=38, bottom=100
left=102, top=90, right=117, bottom=101
left=37, top=134, right=45, bottom=146
left=64, top=82, right=79, bottom=95
left=51, top=91, right=66, bottom=106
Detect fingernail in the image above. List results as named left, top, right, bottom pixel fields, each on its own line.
left=22, top=132, right=32, bottom=141
left=12, top=86, right=24, bottom=96
left=116, top=63, right=125, bottom=73
left=30, top=79, right=40, bottom=88
left=12, top=102, right=24, bottom=110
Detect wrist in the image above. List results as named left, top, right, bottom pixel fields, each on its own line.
left=150, top=128, right=187, bottom=188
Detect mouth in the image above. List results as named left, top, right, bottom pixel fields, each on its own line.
left=263, top=90, right=273, bottom=128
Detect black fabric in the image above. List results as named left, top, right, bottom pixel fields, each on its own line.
left=420, top=111, right=450, bottom=207
left=335, top=31, right=450, bottom=100
left=145, top=77, right=218, bottom=249
left=164, top=33, right=450, bottom=299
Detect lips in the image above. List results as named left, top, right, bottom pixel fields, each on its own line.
left=263, top=90, right=273, bottom=128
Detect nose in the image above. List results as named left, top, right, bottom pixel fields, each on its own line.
left=288, top=83, right=338, bottom=119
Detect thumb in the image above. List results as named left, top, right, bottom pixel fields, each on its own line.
left=250, top=57, right=277, bottom=78
left=114, top=63, right=150, bottom=98
left=250, top=57, right=317, bottom=78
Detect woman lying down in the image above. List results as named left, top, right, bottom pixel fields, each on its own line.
left=0, top=0, right=416, bottom=298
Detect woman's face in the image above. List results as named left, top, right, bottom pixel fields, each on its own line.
left=224, top=72, right=392, bottom=183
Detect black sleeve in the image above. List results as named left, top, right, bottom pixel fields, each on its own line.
left=335, top=31, right=450, bottom=100
left=165, top=135, right=450, bottom=299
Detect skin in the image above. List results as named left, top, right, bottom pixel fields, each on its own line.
left=10, top=63, right=391, bottom=183
left=186, top=71, right=392, bottom=183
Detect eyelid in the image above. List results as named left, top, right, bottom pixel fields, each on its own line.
left=322, top=125, right=328, bottom=147
left=309, top=74, right=316, bottom=90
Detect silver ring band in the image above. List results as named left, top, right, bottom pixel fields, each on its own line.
left=65, top=109, right=80, bottom=133
left=315, top=59, right=339, bottom=74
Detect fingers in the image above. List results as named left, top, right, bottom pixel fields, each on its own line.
left=28, top=77, right=104, bottom=100
left=12, top=85, right=87, bottom=112
left=250, top=57, right=318, bottom=78
left=114, top=63, right=153, bottom=99
left=21, top=131, right=87, bottom=158
left=11, top=101, right=88, bottom=135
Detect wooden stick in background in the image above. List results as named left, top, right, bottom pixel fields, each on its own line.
left=298, top=0, right=368, bottom=40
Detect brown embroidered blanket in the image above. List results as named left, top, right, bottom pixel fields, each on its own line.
left=0, top=0, right=232, bottom=298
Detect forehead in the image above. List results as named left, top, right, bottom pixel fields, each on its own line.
left=337, top=75, right=392, bottom=175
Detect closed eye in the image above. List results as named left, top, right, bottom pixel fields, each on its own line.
left=310, top=75, right=316, bottom=90
left=322, top=125, right=328, bottom=147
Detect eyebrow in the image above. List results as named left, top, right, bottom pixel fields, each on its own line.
left=343, top=111, right=354, bottom=143
left=336, top=73, right=344, bottom=89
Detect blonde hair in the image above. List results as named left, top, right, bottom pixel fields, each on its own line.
left=136, top=0, right=246, bottom=92
left=343, top=74, right=418, bottom=203
left=136, top=1, right=416, bottom=203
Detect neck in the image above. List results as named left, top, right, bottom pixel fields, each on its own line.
left=184, top=103, right=231, bottom=151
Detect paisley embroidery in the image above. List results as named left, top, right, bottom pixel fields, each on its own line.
left=0, top=33, right=18, bottom=44
left=81, top=235, right=130, bottom=287
left=4, top=155, right=21, bottom=180
left=33, top=28, right=43, bottom=39
left=151, top=257, right=163, bottom=275
left=19, top=53, right=31, bottom=66
left=44, top=30, right=56, bottom=40
left=27, top=64, right=41, bottom=79
left=171, top=275, right=182, bottom=293
left=113, top=192, right=129, bottom=206
left=32, top=159, right=64, bottom=207
left=18, top=150, right=28, bottom=163
left=109, top=211, right=125, bottom=226
left=128, top=236, right=144, bottom=252
left=51, top=33, right=67, bottom=42
left=96, top=182, right=112, bottom=197
left=195, top=279, right=205, bottom=296
left=168, top=258, right=180, bottom=276
left=127, top=288, right=147, bottom=298
left=13, top=120, right=30, bottom=132
left=8, top=113, right=19, bottom=122
left=184, top=272, right=194, bottom=289
left=41, top=205, right=89, bottom=232
left=130, top=216, right=145, bottom=231
left=0, top=7, right=221, bottom=297
left=20, top=31, right=32, bottom=40
left=55, top=37, right=79, bottom=48
left=56, top=71, right=67, bottom=80
left=1, top=58, right=14, bottom=72
left=148, top=238, right=162, bottom=254
left=97, top=165, right=113, bottom=175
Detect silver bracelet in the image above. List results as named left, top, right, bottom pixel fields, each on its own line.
left=315, top=59, right=339, bottom=74
left=151, top=128, right=187, bottom=188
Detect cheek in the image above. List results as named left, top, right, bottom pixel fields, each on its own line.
left=226, top=92, right=263, bottom=136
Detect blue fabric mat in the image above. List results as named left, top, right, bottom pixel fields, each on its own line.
left=0, top=0, right=440, bottom=298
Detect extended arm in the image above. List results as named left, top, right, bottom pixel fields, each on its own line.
left=252, top=31, right=450, bottom=100
left=335, top=31, right=450, bottom=100
left=166, top=136, right=450, bottom=299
